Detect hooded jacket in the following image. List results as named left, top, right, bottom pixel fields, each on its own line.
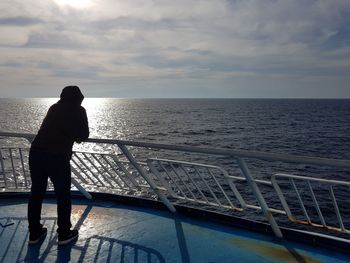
left=31, top=86, right=89, bottom=158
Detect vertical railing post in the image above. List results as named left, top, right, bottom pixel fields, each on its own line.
left=118, top=144, right=176, bottom=213
left=70, top=170, right=93, bottom=200
left=147, top=160, right=177, bottom=197
left=0, top=149, right=7, bottom=189
left=236, top=157, right=283, bottom=238
left=9, top=148, right=18, bottom=188
left=19, top=148, right=28, bottom=188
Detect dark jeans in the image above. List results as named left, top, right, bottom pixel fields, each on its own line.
left=28, top=148, right=72, bottom=235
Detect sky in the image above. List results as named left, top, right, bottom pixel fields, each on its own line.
left=1, top=0, right=350, bottom=98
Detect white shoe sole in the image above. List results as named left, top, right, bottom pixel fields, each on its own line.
left=28, top=232, right=47, bottom=245
left=58, top=234, right=78, bottom=245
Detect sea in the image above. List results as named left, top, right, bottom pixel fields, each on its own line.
left=1, top=98, right=350, bottom=158
left=1, top=98, right=350, bottom=230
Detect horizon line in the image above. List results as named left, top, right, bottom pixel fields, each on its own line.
left=1, top=97, right=350, bottom=100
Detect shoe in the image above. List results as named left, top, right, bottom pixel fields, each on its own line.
left=29, top=227, right=47, bottom=245
left=58, top=229, right=78, bottom=245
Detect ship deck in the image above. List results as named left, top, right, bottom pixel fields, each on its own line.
left=0, top=193, right=349, bottom=263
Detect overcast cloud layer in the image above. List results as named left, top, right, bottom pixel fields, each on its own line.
left=1, top=0, right=350, bottom=98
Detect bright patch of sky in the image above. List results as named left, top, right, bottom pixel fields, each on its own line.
left=0, top=0, right=350, bottom=98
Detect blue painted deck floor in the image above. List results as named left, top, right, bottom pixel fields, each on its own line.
left=0, top=197, right=349, bottom=263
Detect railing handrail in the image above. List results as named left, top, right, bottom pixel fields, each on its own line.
left=2, top=131, right=350, bottom=240
left=1, top=131, right=350, bottom=169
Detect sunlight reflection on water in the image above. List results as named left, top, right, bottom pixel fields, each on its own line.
left=1, top=98, right=350, bottom=160
left=83, top=98, right=128, bottom=140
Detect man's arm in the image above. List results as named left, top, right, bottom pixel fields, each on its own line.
left=75, top=107, right=89, bottom=143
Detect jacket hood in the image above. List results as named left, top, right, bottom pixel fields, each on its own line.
left=59, top=86, right=84, bottom=105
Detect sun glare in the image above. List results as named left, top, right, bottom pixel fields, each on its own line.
left=53, top=0, right=93, bottom=9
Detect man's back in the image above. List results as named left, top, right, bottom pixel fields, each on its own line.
left=31, top=86, right=89, bottom=157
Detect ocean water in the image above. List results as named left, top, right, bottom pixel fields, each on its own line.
left=1, top=98, right=350, bottom=159
left=1, top=98, right=350, bottom=232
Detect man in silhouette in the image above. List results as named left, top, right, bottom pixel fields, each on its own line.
left=28, top=86, right=89, bottom=245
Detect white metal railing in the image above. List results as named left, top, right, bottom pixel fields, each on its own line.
left=147, top=158, right=286, bottom=215
left=0, top=147, right=30, bottom=190
left=1, top=132, right=350, bottom=241
left=272, top=173, right=350, bottom=234
left=71, top=151, right=141, bottom=191
left=147, top=158, right=246, bottom=211
left=0, top=146, right=93, bottom=199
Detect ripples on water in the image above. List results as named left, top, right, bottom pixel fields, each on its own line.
left=1, top=98, right=350, bottom=182
left=1, top=98, right=350, bottom=231
left=2, top=98, right=349, bottom=158
left=87, top=98, right=350, bottom=159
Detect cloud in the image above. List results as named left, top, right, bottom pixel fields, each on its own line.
left=0, top=0, right=350, bottom=97
left=0, top=16, right=42, bottom=26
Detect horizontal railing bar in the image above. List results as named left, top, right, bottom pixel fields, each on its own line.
left=175, top=196, right=243, bottom=212
left=246, top=204, right=287, bottom=215
left=274, top=173, right=350, bottom=186
left=2, top=132, right=350, bottom=169
left=149, top=158, right=229, bottom=170
left=73, top=150, right=121, bottom=156
left=226, top=175, right=272, bottom=186
left=0, top=147, right=29, bottom=150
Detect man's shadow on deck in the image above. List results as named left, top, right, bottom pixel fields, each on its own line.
left=23, top=204, right=93, bottom=263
